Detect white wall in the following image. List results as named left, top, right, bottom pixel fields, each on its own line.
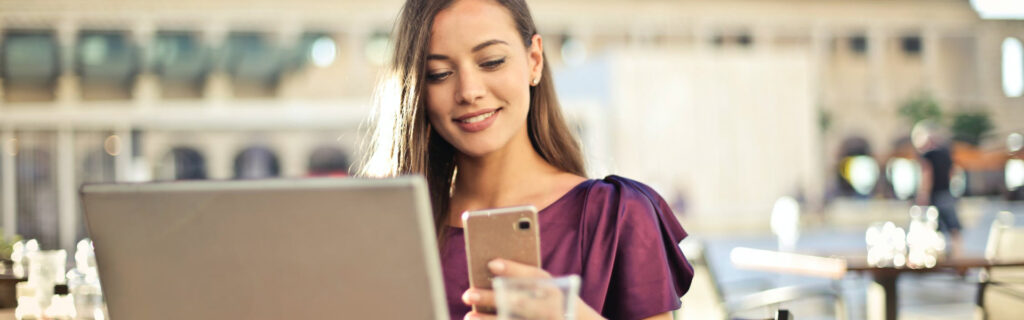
left=604, top=48, right=822, bottom=230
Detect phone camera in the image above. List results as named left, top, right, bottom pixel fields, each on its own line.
left=517, top=219, right=531, bottom=230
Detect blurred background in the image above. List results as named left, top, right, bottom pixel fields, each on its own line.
left=0, top=0, right=1023, bottom=319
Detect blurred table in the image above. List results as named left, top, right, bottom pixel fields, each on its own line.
left=731, top=247, right=1024, bottom=320
left=0, top=309, right=12, bottom=319
left=845, top=256, right=1024, bottom=320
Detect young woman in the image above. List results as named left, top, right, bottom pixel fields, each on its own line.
left=361, top=0, right=694, bottom=319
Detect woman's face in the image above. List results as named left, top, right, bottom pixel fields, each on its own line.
left=425, top=0, right=543, bottom=158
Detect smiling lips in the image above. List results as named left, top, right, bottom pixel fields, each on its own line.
left=454, top=107, right=502, bottom=132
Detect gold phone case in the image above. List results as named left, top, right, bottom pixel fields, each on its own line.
left=462, top=205, right=541, bottom=314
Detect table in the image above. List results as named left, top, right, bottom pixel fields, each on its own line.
left=730, top=247, right=1024, bottom=320
left=845, top=256, right=1024, bottom=320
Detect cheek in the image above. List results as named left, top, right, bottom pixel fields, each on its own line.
left=425, top=86, right=451, bottom=126
left=491, top=67, right=530, bottom=105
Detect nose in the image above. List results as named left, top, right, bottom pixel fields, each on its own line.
left=454, top=69, right=485, bottom=105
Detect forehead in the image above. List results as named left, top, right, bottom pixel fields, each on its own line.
left=429, top=0, right=521, bottom=52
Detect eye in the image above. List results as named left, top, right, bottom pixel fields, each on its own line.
left=426, top=71, right=452, bottom=82
left=480, top=57, right=506, bottom=69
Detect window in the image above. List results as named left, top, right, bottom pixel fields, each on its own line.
left=151, top=31, right=209, bottom=99
left=233, top=146, right=280, bottom=179
left=711, top=34, right=725, bottom=47
left=308, top=146, right=350, bottom=177
left=737, top=33, right=753, bottom=47
left=1, top=30, right=60, bottom=102
left=849, top=34, right=868, bottom=55
left=223, top=32, right=283, bottom=97
left=290, top=32, right=336, bottom=69
left=901, top=35, right=922, bottom=55
left=837, top=136, right=875, bottom=197
left=708, top=32, right=753, bottom=49
left=1003, top=37, right=1023, bottom=98
left=156, top=147, right=207, bottom=180
left=76, top=30, right=139, bottom=100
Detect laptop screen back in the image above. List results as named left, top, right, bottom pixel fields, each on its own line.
left=80, top=177, right=446, bottom=320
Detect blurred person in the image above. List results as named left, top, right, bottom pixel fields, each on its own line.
left=912, top=120, right=963, bottom=256
left=360, top=0, right=693, bottom=319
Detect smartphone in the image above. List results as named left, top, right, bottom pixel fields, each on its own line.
left=462, top=205, right=542, bottom=314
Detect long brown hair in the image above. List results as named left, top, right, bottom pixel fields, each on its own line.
left=359, top=0, right=585, bottom=242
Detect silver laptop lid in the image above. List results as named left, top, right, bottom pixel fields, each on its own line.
left=80, top=176, right=446, bottom=320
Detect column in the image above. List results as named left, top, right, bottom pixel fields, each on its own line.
left=274, top=21, right=302, bottom=100
left=0, top=20, right=6, bottom=105
left=922, top=27, right=941, bottom=99
left=810, top=25, right=831, bottom=101
left=692, top=20, right=713, bottom=53
left=868, top=26, right=889, bottom=110
left=277, top=132, right=311, bottom=178
left=808, top=25, right=831, bottom=215
left=755, top=25, right=775, bottom=54
left=975, top=22, right=1000, bottom=107
left=56, top=126, right=76, bottom=253
left=344, top=25, right=370, bottom=97
left=1, top=129, right=16, bottom=238
left=132, top=21, right=158, bottom=109
left=55, top=19, right=79, bottom=109
left=202, top=23, right=230, bottom=107
left=204, top=133, right=233, bottom=180
left=114, top=126, right=134, bottom=182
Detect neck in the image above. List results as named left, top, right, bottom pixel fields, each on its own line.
left=452, top=131, right=558, bottom=209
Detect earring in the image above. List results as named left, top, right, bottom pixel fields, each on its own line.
left=532, top=77, right=540, bottom=86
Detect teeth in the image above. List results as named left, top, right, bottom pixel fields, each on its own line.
left=461, top=110, right=496, bottom=124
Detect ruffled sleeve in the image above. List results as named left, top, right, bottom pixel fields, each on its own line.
left=577, top=175, right=694, bottom=320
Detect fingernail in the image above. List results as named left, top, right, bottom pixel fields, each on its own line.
left=463, top=290, right=480, bottom=303
left=488, top=260, right=505, bottom=273
left=465, top=314, right=480, bottom=320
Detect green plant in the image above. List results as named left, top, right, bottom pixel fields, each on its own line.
left=898, top=93, right=942, bottom=125
left=0, top=229, right=22, bottom=260
left=951, top=110, right=994, bottom=146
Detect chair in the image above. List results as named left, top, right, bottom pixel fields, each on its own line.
left=775, top=309, right=794, bottom=320
left=977, top=211, right=1024, bottom=320
left=685, top=239, right=846, bottom=320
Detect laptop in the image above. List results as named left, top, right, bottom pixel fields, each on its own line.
left=80, top=176, right=447, bottom=320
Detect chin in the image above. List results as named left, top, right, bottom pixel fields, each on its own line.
left=452, top=137, right=506, bottom=158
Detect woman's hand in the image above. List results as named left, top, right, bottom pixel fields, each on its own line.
left=462, top=259, right=606, bottom=320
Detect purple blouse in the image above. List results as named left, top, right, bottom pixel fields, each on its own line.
left=440, top=175, right=694, bottom=320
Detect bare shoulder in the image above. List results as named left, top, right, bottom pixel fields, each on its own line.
left=527, top=172, right=588, bottom=211
left=555, top=172, right=589, bottom=192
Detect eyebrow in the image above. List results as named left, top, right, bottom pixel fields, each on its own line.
left=426, top=39, right=509, bottom=61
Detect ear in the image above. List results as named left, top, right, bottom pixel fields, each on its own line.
left=527, top=34, right=543, bottom=85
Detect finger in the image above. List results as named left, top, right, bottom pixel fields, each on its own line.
left=488, top=259, right=550, bottom=278
left=464, top=310, right=498, bottom=320
left=462, top=288, right=496, bottom=308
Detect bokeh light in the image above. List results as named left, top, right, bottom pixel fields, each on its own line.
left=1008, top=132, right=1023, bottom=153
left=103, top=135, right=122, bottom=156
left=843, top=155, right=880, bottom=196
left=1003, top=37, right=1023, bottom=98
left=770, top=196, right=800, bottom=251
left=310, top=36, right=337, bottom=68
left=886, top=158, right=920, bottom=200
left=1007, top=158, right=1024, bottom=191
